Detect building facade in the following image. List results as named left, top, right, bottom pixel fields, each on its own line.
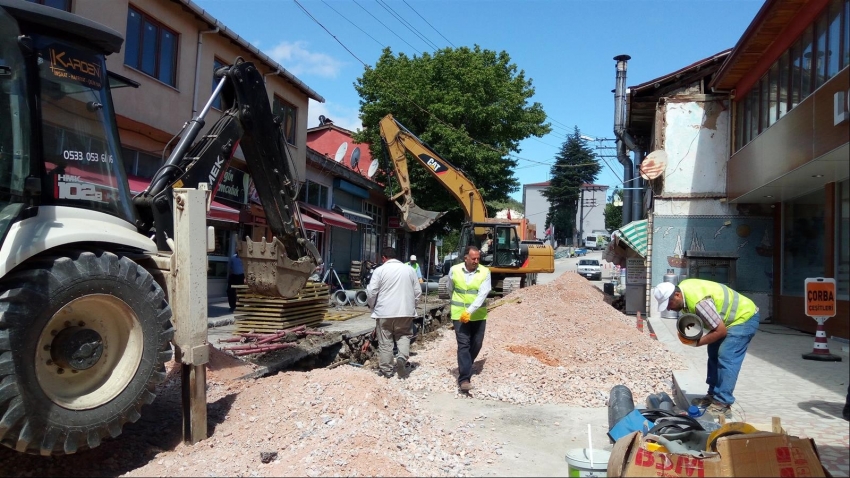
left=522, top=181, right=609, bottom=245
left=624, top=0, right=848, bottom=339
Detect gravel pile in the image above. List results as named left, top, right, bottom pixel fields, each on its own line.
left=400, top=271, right=682, bottom=406
left=0, top=271, right=678, bottom=477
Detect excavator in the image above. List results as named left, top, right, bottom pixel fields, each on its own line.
left=378, top=114, right=554, bottom=296
left=0, top=0, right=317, bottom=455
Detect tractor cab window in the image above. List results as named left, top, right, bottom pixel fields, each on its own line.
left=0, top=9, right=30, bottom=244
left=34, top=35, right=135, bottom=224
left=492, top=226, right=520, bottom=267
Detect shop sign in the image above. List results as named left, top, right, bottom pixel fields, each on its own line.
left=214, top=167, right=246, bottom=204
left=805, top=277, right=836, bottom=318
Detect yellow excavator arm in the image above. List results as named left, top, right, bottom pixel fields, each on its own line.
left=379, top=114, right=487, bottom=230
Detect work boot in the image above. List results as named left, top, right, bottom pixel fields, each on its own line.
left=690, top=395, right=713, bottom=408
left=396, top=357, right=409, bottom=379
left=459, top=381, right=472, bottom=392
left=705, top=401, right=732, bottom=420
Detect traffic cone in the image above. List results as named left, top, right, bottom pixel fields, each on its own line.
left=636, top=311, right=644, bottom=332
left=802, top=318, right=842, bottom=362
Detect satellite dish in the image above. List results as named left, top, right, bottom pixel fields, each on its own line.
left=367, top=160, right=379, bottom=178
left=350, top=147, right=361, bottom=170
left=639, top=149, right=667, bottom=180
left=318, top=115, right=327, bottom=125
left=333, top=142, right=348, bottom=163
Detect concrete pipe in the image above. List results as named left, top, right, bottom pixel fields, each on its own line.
left=333, top=289, right=356, bottom=306
left=354, top=290, right=368, bottom=306
left=676, top=313, right=703, bottom=346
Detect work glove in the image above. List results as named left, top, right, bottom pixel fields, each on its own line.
left=459, top=311, right=471, bottom=323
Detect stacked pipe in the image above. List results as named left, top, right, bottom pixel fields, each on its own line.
left=218, top=325, right=325, bottom=356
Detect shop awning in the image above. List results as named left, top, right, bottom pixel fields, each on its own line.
left=297, top=208, right=325, bottom=232
left=299, top=202, right=358, bottom=231
left=614, top=219, right=648, bottom=257
left=333, top=205, right=372, bottom=225
left=127, top=176, right=241, bottom=224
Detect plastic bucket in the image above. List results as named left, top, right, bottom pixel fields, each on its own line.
left=565, top=448, right=610, bottom=477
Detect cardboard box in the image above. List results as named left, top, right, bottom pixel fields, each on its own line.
left=608, top=430, right=829, bottom=477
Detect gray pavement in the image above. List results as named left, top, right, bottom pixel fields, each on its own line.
left=647, top=313, right=850, bottom=477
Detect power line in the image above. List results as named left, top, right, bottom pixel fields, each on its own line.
left=320, top=0, right=384, bottom=48
left=294, top=0, right=554, bottom=169
left=375, top=0, right=439, bottom=51
left=402, top=0, right=455, bottom=48
left=350, top=0, right=422, bottom=55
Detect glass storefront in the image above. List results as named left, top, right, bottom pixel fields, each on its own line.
left=782, top=189, right=826, bottom=296
left=838, top=179, right=849, bottom=300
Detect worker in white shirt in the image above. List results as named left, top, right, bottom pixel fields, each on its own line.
left=366, top=246, right=422, bottom=378
left=445, top=245, right=492, bottom=392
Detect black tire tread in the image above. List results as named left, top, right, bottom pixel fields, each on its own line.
left=0, top=249, right=173, bottom=455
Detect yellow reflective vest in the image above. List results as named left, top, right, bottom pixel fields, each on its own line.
left=450, top=264, right=490, bottom=322
left=679, top=279, right=757, bottom=328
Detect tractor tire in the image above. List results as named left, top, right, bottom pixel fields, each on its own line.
left=0, top=250, right=173, bottom=455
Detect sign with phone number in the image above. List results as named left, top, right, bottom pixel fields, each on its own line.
left=63, top=150, right=114, bottom=163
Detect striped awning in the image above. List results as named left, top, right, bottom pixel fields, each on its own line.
left=614, top=219, right=648, bottom=257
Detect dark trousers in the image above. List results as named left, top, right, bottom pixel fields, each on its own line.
left=454, top=319, right=486, bottom=385
left=227, top=273, right=244, bottom=311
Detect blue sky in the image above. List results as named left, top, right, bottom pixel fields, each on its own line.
left=195, top=0, right=764, bottom=202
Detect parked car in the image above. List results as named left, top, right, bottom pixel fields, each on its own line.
left=572, top=247, right=588, bottom=257
left=577, top=259, right=602, bottom=280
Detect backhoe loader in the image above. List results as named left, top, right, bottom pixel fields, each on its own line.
left=0, top=0, right=317, bottom=455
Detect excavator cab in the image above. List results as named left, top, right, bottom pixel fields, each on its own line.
left=458, top=223, right=526, bottom=268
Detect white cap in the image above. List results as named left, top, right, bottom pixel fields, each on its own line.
left=409, top=255, right=417, bottom=261
left=654, top=282, right=676, bottom=312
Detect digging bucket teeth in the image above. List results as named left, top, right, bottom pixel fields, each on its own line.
left=238, top=237, right=315, bottom=298
left=401, top=205, right=446, bottom=232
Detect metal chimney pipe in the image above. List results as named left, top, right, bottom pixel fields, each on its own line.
left=613, top=54, right=633, bottom=225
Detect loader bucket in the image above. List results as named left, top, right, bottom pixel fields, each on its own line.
left=238, top=237, right=315, bottom=298
left=401, top=204, right=446, bottom=232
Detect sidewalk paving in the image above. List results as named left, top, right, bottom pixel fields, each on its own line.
left=648, top=314, right=850, bottom=477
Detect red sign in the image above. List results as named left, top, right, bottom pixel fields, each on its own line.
left=388, top=217, right=401, bottom=228
left=805, top=278, right=836, bottom=318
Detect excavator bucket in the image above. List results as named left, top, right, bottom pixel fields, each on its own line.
left=238, top=237, right=316, bottom=298
left=400, top=204, right=446, bottom=232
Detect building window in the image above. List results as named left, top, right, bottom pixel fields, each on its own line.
left=26, top=0, right=71, bottom=10
left=122, top=147, right=163, bottom=179
left=733, top=0, right=850, bottom=153
left=125, top=6, right=178, bottom=86
left=782, top=190, right=826, bottom=297
left=838, top=179, right=849, bottom=300
left=211, top=58, right=225, bottom=110
left=297, top=180, right=328, bottom=209
left=363, top=202, right=383, bottom=263
left=273, top=96, right=297, bottom=145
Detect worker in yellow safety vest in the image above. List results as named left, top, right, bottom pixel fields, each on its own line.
left=654, top=279, right=760, bottom=420
left=446, top=246, right=491, bottom=393
left=405, top=255, right=424, bottom=283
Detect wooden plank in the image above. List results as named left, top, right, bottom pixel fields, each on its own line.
left=322, top=311, right=362, bottom=322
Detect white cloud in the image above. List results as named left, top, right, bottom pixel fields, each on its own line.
left=308, top=99, right=362, bottom=132
left=267, top=41, right=343, bottom=78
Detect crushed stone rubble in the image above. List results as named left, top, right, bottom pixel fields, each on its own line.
left=0, top=271, right=680, bottom=477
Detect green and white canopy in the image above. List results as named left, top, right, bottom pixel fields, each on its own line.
left=614, top=219, right=648, bottom=257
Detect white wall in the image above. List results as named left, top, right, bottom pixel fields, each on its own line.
left=662, top=99, right=729, bottom=197
left=523, top=185, right=549, bottom=239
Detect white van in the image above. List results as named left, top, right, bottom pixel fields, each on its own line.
left=584, top=235, right=599, bottom=250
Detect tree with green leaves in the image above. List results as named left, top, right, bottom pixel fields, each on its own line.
left=604, top=187, right=624, bottom=231
left=353, top=46, right=550, bottom=231
left=541, top=127, right=601, bottom=246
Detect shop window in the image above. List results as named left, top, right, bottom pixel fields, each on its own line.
left=782, top=190, right=826, bottom=296
left=827, top=0, right=843, bottom=78
left=838, top=180, right=849, bottom=300
left=777, top=51, right=789, bottom=120
left=362, top=202, right=383, bottom=263
left=815, top=13, right=828, bottom=88
left=790, top=39, right=802, bottom=110
left=801, top=25, right=814, bottom=98
left=121, top=147, right=162, bottom=179
left=767, top=63, right=779, bottom=127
